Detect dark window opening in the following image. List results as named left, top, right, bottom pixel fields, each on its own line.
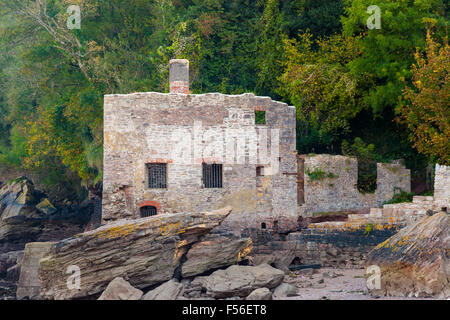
left=140, top=206, right=157, bottom=217
left=203, top=163, right=222, bottom=188
left=255, top=111, right=266, bottom=124
left=261, top=222, right=266, bottom=229
left=147, top=163, right=167, bottom=188
left=357, top=160, right=377, bottom=194
left=256, top=166, right=264, bottom=176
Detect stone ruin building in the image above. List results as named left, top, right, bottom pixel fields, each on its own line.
left=102, top=59, right=449, bottom=266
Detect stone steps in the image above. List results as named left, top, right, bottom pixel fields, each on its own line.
left=307, top=196, right=447, bottom=231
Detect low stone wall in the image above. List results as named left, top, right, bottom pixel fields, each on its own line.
left=249, top=225, right=399, bottom=269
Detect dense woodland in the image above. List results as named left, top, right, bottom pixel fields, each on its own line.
left=0, top=0, right=448, bottom=201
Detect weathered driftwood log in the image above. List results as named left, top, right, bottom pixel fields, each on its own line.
left=38, top=207, right=233, bottom=300
left=366, top=211, right=449, bottom=298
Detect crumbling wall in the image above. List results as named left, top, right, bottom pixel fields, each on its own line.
left=434, top=164, right=450, bottom=205
left=103, top=92, right=297, bottom=233
left=298, top=154, right=410, bottom=217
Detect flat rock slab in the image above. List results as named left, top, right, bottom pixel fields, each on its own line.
left=366, top=211, right=449, bottom=298
left=38, top=207, right=232, bottom=300
left=204, top=264, right=284, bottom=298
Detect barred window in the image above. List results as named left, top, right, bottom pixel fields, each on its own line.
left=202, top=163, right=223, bottom=188
left=140, top=206, right=157, bottom=217
left=147, top=163, right=167, bottom=188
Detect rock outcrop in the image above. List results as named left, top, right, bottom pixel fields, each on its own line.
left=366, top=211, right=449, bottom=298
left=38, top=207, right=235, bottom=300
left=0, top=178, right=92, bottom=254
left=181, top=235, right=252, bottom=277
left=203, top=264, right=284, bottom=298
left=98, top=277, right=143, bottom=300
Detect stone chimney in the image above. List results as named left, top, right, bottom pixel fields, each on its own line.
left=169, top=59, right=189, bottom=94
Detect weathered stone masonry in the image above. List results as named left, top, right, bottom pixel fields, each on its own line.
left=103, top=60, right=297, bottom=234
left=298, top=154, right=411, bottom=217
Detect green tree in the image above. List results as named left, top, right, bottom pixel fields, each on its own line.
left=342, top=0, right=448, bottom=114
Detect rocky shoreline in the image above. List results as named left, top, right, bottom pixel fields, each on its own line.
left=1, top=177, right=448, bottom=300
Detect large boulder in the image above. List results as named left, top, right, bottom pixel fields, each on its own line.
left=203, top=264, right=285, bottom=298
left=366, top=211, right=449, bottom=298
left=98, top=277, right=143, bottom=300
left=38, top=207, right=233, bottom=300
left=142, top=279, right=184, bottom=300
left=181, top=235, right=252, bottom=277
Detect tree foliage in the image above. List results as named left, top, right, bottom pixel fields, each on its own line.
left=399, top=31, right=450, bottom=165
left=0, top=0, right=448, bottom=198
left=342, top=0, right=448, bottom=114
left=278, top=32, right=362, bottom=139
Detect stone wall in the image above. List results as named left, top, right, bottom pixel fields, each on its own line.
left=434, top=164, right=450, bottom=205
left=103, top=92, right=298, bottom=233
left=248, top=225, right=399, bottom=268
left=298, top=154, right=411, bottom=217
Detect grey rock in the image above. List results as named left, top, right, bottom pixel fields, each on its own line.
left=204, top=264, right=284, bottom=298
left=142, top=279, right=184, bottom=300
left=246, top=288, right=272, bottom=300
left=273, top=283, right=298, bottom=298
left=0, top=250, right=23, bottom=277
left=98, top=277, right=143, bottom=300
left=5, top=264, right=21, bottom=282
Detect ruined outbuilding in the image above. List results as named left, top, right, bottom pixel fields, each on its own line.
left=102, top=59, right=412, bottom=236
